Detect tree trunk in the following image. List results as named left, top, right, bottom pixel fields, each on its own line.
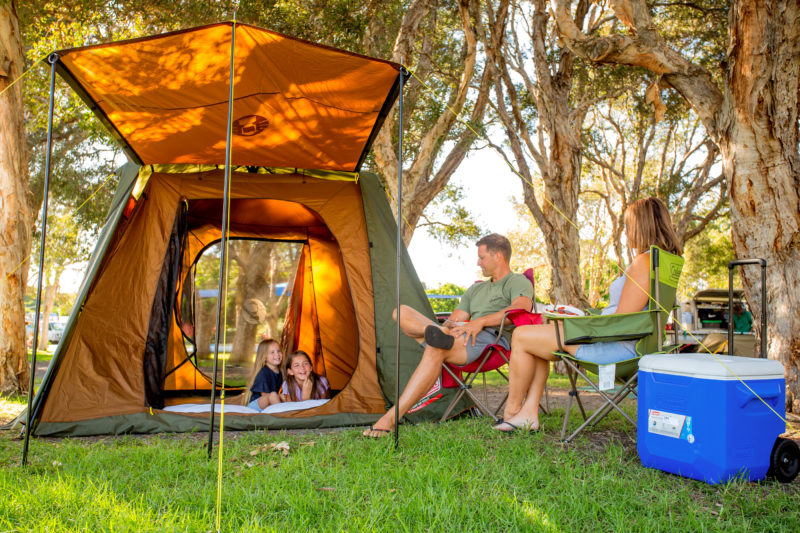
left=36, top=272, right=60, bottom=352
left=0, top=1, right=32, bottom=394
left=229, top=242, right=272, bottom=365
left=195, top=292, right=215, bottom=359
left=483, top=0, right=589, bottom=307
left=370, top=0, right=490, bottom=245
left=550, top=0, right=800, bottom=411
left=722, top=0, right=800, bottom=412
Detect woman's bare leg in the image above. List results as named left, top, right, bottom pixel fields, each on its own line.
left=498, top=322, right=576, bottom=431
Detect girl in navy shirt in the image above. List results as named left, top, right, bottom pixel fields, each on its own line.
left=245, top=339, right=284, bottom=411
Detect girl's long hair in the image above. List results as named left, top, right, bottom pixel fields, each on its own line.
left=624, top=197, right=683, bottom=256
left=282, top=350, right=330, bottom=401
left=244, top=339, right=281, bottom=405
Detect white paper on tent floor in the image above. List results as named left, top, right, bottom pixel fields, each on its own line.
left=262, top=399, right=329, bottom=413
left=162, top=399, right=330, bottom=415
left=162, top=404, right=260, bottom=415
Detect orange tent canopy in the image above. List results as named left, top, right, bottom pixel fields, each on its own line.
left=55, top=22, right=402, bottom=171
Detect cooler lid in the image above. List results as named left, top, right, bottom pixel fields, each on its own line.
left=639, top=353, right=785, bottom=381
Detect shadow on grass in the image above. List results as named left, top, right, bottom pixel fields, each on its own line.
left=1, top=411, right=797, bottom=531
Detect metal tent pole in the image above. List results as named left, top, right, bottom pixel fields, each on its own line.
left=22, top=53, right=58, bottom=466
left=394, top=69, right=406, bottom=449
left=208, top=21, right=237, bottom=459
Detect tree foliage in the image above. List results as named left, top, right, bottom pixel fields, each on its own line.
left=425, top=282, right=466, bottom=314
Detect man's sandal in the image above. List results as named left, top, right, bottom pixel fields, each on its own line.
left=424, top=325, right=455, bottom=350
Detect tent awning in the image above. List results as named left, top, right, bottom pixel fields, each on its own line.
left=55, top=22, right=402, bottom=171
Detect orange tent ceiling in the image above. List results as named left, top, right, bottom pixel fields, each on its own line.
left=55, top=22, right=402, bottom=171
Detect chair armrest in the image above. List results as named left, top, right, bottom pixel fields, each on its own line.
left=493, top=308, right=542, bottom=343
left=550, top=311, right=654, bottom=346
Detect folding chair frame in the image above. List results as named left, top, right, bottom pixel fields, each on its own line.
left=559, top=358, right=638, bottom=442
left=438, top=339, right=510, bottom=423
left=550, top=246, right=684, bottom=443
left=438, top=309, right=550, bottom=423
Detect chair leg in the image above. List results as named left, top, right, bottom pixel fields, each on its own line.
left=538, top=383, right=549, bottom=415
left=570, top=364, right=635, bottom=425
left=494, top=394, right=508, bottom=417
left=439, top=388, right=466, bottom=423
left=565, top=364, right=588, bottom=420
left=588, top=376, right=637, bottom=429
left=560, top=360, right=637, bottom=443
left=544, top=382, right=550, bottom=413
left=482, top=373, right=488, bottom=408
left=439, top=365, right=468, bottom=423
left=560, top=388, right=575, bottom=441
left=439, top=362, right=502, bottom=423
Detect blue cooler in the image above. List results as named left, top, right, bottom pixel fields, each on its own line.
left=637, top=353, right=785, bottom=484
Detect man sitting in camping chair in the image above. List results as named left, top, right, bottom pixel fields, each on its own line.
left=363, top=233, right=533, bottom=438
left=493, top=197, right=683, bottom=435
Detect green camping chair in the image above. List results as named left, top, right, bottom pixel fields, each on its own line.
left=548, top=246, right=684, bottom=443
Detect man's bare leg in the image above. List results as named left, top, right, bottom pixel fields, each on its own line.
left=363, top=341, right=468, bottom=438
left=392, top=304, right=441, bottom=343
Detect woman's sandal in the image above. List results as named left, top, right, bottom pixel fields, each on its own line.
left=493, top=420, right=540, bottom=435
left=363, top=425, right=392, bottom=439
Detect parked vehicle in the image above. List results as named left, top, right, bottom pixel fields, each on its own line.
left=679, top=288, right=756, bottom=355
left=47, top=322, right=66, bottom=344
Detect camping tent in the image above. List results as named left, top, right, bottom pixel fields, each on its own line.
left=28, top=22, right=468, bottom=437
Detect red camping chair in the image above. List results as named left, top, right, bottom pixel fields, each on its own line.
left=438, top=269, right=548, bottom=422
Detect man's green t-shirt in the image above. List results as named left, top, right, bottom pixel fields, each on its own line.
left=455, top=272, right=533, bottom=341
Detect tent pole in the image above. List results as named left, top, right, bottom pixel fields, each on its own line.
left=22, top=53, right=58, bottom=466
left=208, top=21, right=237, bottom=459
left=394, top=68, right=406, bottom=449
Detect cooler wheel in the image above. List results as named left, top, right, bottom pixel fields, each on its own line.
left=767, top=437, right=800, bottom=483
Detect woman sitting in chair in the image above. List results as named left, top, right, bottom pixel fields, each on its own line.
left=494, top=197, right=682, bottom=433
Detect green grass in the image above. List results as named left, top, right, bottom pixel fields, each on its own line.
left=1, top=395, right=797, bottom=531
left=26, top=349, right=53, bottom=363
left=481, top=365, right=572, bottom=389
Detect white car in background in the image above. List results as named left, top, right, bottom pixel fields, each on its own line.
left=25, top=319, right=66, bottom=345
left=47, top=321, right=66, bottom=344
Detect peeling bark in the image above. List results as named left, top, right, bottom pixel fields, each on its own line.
left=551, top=0, right=800, bottom=412
left=723, top=0, right=800, bottom=412
left=0, top=1, right=32, bottom=394
left=482, top=0, right=588, bottom=306
left=371, top=0, right=491, bottom=245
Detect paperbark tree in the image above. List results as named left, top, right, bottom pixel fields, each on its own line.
left=582, top=94, right=726, bottom=267
left=368, top=0, right=492, bottom=245
left=229, top=242, right=272, bottom=366
left=480, top=0, right=610, bottom=306
left=551, top=0, right=800, bottom=412
left=0, top=1, right=32, bottom=394
left=228, top=241, right=295, bottom=365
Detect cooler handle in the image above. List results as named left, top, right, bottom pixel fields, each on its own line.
left=736, top=382, right=782, bottom=408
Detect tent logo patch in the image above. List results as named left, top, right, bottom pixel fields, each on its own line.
left=233, top=115, right=269, bottom=136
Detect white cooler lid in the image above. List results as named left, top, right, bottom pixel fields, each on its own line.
left=639, top=353, right=785, bottom=381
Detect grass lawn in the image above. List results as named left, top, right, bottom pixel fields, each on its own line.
left=1, top=392, right=797, bottom=532
left=27, top=349, right=54, bottom=363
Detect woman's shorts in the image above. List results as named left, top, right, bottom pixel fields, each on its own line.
left=574, top=340, right=637, bottom=365
left=247, top=398, right=263, bottom=411
left=420, top=328, right=509, bottom=365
